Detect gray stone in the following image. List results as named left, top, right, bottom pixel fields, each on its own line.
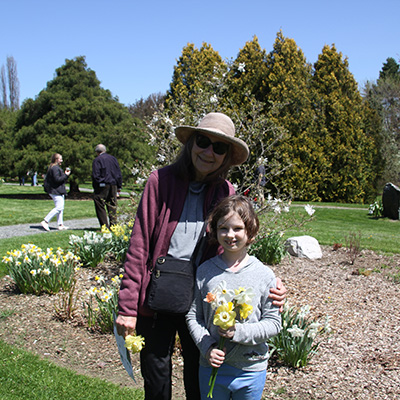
left=382, top=182, right=400, bottom=220
left=285, top=235, right=322, bottom=259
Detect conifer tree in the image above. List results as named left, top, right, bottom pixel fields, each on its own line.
left=13, top=56, right=152, bottom=191
left=263, top=31, right=325, bottom=200
left=225, top=36, right=267, bottom=111
left=165, top=42, right=227, bottom=113
left=312, top=45, right=377, bottom=202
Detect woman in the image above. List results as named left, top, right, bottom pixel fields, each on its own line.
left=41, top=153, right=71, bottom=231
left=116, top=113, right=286, bottom=400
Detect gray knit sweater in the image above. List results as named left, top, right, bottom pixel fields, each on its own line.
left=186, top=255, right=281, bottom=371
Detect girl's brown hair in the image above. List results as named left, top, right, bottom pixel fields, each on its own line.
left=208, top=195, right=259, bottom=245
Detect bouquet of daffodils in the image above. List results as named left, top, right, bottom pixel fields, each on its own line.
left=204, top=281, right=254, bottom=398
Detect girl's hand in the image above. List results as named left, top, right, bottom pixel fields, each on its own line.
left=269, top=277, right=287, bottom=312
left=218, top=326, right=236, bottom=339
left=207, top=346, right=225, bottom=368
left=115, top=315, right=137, bottom=338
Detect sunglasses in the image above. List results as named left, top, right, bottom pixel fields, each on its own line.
left=195, top=134, right=230, bottom=155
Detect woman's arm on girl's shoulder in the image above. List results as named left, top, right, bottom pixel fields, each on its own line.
left=269, top=277, right=287, bottom=312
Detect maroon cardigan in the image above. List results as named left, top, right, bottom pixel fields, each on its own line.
left=118, top=165, right=235, bottom=318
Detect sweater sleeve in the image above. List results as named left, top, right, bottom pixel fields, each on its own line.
left=186, top=275, right=217, bottom=356
left=117, top=171, right=160, bottom=317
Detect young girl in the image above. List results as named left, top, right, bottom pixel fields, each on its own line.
left=186, top=195, right=281, bottom=400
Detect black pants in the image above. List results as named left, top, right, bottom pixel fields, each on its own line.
left=93, top=184, right=117, bottom=228
left=136, top=313, right=201, bottom=400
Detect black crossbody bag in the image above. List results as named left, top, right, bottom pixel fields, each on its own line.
left=147, top=224, right=207, bottom=315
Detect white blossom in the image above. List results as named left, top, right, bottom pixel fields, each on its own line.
left=238, top=62, right=246, bottom=73
left=305, top=204, right=315, bottom=216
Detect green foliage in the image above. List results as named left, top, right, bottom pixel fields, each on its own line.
left=312, top=45, right=378, bottom=202
left=0, top=340, right=144, bottom=399
left=268, top=303, right=331, bottom=368
left=84, top=274, right=121, bottom=333
left=264, top=31, right=326, bottom=201
left=101, top=222, right=133, bottom=261
left=368, top=200, right=383, bottom=218
left=250, top=230, right=287, bottom=265
left=69, top=231, right=111, bottom=268
left=363, top=62, right=400, bottom=186
left=11, top=56, right=153, bottom=189
left=2, top=244, right=80, bottom=295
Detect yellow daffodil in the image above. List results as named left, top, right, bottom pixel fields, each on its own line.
left=239, top=303, right=253, bottom=320
left=125, top=334, right=145, bottom=353
left=213, top=302, right=236, bottom=330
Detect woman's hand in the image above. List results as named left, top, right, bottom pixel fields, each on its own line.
left=269, top=277, right=287, bottom=312
left=207, top=346, right=225, bottom=368
left=115, top=315, right=137, bottom=338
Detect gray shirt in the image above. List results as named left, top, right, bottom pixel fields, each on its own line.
left=168, top=182, right=205, bottom=260
left=186, top=255, right=281, bottom=371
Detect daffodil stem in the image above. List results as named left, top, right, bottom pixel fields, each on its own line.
left=207, top=336, right=226, bottom=398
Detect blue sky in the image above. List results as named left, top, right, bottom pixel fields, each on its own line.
left=2, top=0, right=399, bottom=106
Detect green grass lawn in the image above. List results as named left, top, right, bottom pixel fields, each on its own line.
left=0, top=340, right=143, bottom=400
left=282, top=204, right=399, bottom=254
left=0, top=184, right=132, bottom=226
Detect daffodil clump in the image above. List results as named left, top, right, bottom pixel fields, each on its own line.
left=204, top=281, right=255, bottom=398
left=125, top=334, right=145, bottom=353
left=2, top=244, right=80, bottom=295
left=101, top=221, right=133, bottom=261
left=69, top=231, right=112, bottom=268
left=268, top=302, right=332, bottom=368
left=84, top=274, right=123, bottom=333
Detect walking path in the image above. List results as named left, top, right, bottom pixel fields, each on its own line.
left=0, top=218, right=100, bottom=239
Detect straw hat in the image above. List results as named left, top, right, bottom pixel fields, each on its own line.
left=175, top=112, right=249, bottom=166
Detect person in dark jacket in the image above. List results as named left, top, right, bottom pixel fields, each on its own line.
left=92, top=144, right=122, bottom=228
left=41, top=153, right=71, bottom=231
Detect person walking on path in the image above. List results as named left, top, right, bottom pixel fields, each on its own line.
left=115, top=113, right=287, bottom=400
left=92, top=144, right=122, bottom=229
left=41, top=153, right=71, bottom=231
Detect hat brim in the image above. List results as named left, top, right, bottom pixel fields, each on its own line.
left=175, top=126, right=249, bottom=166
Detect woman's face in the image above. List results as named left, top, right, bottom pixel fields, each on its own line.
left=191, top=133, right=228, bottom=181
left=57, top=155, right=63, bottom=165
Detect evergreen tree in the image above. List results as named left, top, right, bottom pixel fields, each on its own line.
left=379, top=57, right=400, bottom=82
left=363, top=58, right=400, bottom=185
left=13, top=56, right=152, bottom=191
left=225, top=36, right=268, bottom=111
left=264, top=31, right=325, bottom=200
left=165, top=42, right=227, bottom=113
left=312, top=45, right=377, bottom=202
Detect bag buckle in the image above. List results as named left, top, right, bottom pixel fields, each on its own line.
left=157, top=257, right=166, bottom=264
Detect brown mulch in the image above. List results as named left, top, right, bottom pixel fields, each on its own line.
left=1, top=246, right=400, bottom=400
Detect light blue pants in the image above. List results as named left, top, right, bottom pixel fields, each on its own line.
left=199, top=364, right=266, bottom=400
left=44, top=194, right=65, bottom=226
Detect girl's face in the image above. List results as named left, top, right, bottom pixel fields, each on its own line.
left=57, top=155, right=63, bottom=165
left=191, top=133, right=228, bottom=181
left=216, top=211, right=249, bottom=256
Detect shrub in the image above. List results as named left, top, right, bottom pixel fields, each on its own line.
left=101, top=222, right=133, bottom=262
left=84, top=274, right=122, bottom=333
left=250, top=231, right=287, bottom=265
left=368, top=200, right=383, bottom=218
left=69, top=231, right=112, bottom=268
left=2, top=244, right=80, bottom=295
left=268, top=303, right=331, bottom=368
